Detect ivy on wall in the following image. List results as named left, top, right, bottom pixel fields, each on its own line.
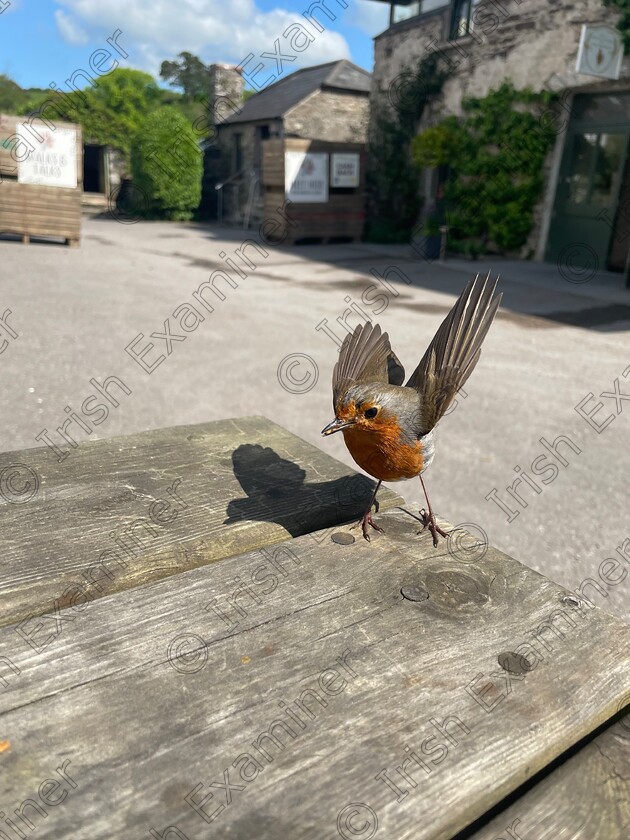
left=411, top=82, right=558, bottom=256
left=366, top=54, right=450, bottom=243
left=604, top=0, right=630, bottom=51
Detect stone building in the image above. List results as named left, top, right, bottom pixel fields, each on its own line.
left=207, top=59, right=371, bottom=225
left=366, top=0, right=630, bottom=272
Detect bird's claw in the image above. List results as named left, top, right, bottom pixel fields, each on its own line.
left=352, top=511, right=384, bottom=542
left=418, top=508, right=449, bottom=548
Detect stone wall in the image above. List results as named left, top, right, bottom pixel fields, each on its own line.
left=284, top=89, right=370, bottom=142
left=370, top=0, right=630, bottom=257
left=213, top=119, right=283, bottom=224
left=372, top=0, right=627, bottom=118
left=213, top=88, right=369, bottom=224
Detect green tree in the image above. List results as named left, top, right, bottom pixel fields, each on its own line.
left=0, top=74, right=26, bottom=112
left=61, top=68, right=162, bottom=162
left=160, top=52, right=210, bottom=100
left=0, top=75, right=49, bottom=114
left=131, top=106, right=202, bottom=220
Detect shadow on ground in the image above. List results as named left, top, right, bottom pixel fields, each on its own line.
left=71, top=217, right=630, bottom=331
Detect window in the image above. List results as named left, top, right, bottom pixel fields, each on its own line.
left=233, top=134, right=242, bottom=174
left=450, top=0, right=480, bottom=38
left=254, top=125, right=270, bottom=170
left=563, top=132, right=627, bottom=207
left=572, top=92, right=630, bottom=123
left=391, top=0, right=449, bottom=25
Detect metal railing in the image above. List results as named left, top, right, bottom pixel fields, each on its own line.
left=215, top=168, right=260, bottom=228
left=243, top=172, right=260, bottom=230
left=215, top=169, right=244, bottom=225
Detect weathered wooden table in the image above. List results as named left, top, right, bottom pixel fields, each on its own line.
left=0, top=417, right=628, bottom=840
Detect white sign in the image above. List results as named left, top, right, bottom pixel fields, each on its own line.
left=285, top=151, right=328, bottom=203
left=17, top=125, right=78, bottom=189
left=576, top=24, right=623, bottom=80
left=331, top=153, right=360, bottom=188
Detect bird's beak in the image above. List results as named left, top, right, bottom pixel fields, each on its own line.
left=321, top=417, right=354, bottom=436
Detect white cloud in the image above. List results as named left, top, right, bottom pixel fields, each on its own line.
left=54, top=0, right=351, bottom=78
left=55, top=9, right=90, bottom=45
left=350, top=0, right=389, bottom=37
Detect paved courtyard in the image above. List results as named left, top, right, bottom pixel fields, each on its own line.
left=1, top=217, right=629, bottom=621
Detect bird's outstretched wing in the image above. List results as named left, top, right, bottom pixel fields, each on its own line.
left=406, top=272, right=502, bottom=434
left=332, top=322, right=405, bottom=408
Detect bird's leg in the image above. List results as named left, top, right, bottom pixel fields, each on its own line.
left=418, top=473, right=448, bottom=548
left=351, top=480, right=383, bottom=542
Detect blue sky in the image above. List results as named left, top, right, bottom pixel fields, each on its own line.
left=0, top=0, right=390, bottom=90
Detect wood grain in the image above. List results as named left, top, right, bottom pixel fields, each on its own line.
left=0, top=416, right=401, bottom=629
left=467, top=712, right=630, bottom=840
left=0, top=509, right=627, bottom=840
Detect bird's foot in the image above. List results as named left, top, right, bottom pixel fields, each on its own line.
left=418, top=508, right=448, bottom=548
left=352, top=510, right=384, bottom=542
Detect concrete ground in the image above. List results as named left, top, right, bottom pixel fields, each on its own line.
left=1, top=217, right=629, bottom=622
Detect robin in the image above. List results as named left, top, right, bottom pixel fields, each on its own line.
left=321, top=272, right=502, bottom=545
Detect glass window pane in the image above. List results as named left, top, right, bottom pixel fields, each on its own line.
left=572, top=93, right=630, bottom=123
left=566, top=133, right=597, bottom=205
left=392, top=0, right=449, bottom=24
left=591, top=133, right=626, bottom=205
left=451, top=0, right=472, bottom=38
left=423, top=0, right=449, bottom=11
left=393, top=2, right=420, bottom=23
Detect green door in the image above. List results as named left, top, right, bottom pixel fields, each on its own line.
left=547, top=127, right=629, bottom=269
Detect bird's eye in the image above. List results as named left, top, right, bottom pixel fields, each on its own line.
left=364, top=407, right=378, bottom=419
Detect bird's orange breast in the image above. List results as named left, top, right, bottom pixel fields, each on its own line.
left=342, top=421, right=424, bottom=482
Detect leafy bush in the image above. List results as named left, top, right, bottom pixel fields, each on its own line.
left=604, top=0, right=630, bottom=51
left=363, top=219, right=415, bottom=243
left=412, top=82, right=557, bottom=254
left=131, top=107, right=202, bottom=220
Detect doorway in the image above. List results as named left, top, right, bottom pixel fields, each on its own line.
left=546, top=92, right=630, bottom=271
left=83, top=144, right=106, bottom=194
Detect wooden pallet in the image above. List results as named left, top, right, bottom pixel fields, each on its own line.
left=0, top=113, right=83, bottom=247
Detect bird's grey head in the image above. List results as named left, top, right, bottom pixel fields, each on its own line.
left=322, top=383, right=408, bottom=436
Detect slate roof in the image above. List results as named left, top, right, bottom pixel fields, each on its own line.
left=224, top=59, right=371, bottom=124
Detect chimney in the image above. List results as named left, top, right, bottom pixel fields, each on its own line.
left=208, top=64, right=244, bottom=107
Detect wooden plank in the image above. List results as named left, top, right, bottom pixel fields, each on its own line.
left=467, top=714, right=630, bottom=840
left=0, top=509, right=627, bottom=839
left=0, top=200, right=82, bottom=216
left=0, top=206, right=81, bottom=222
left=0, top=416, right=402, bottom=630
left=0, top=215, right=81, bottom=230
left=1, top=180, right=83, bottom=199
left=1, top=221, right=81, bottom=239
left=261, top=138, right=285, bottom=187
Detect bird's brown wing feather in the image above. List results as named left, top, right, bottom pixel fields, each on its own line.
left=406, top=272, right=502, bottom=434
left=332, top=322, right=405, bottom=408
